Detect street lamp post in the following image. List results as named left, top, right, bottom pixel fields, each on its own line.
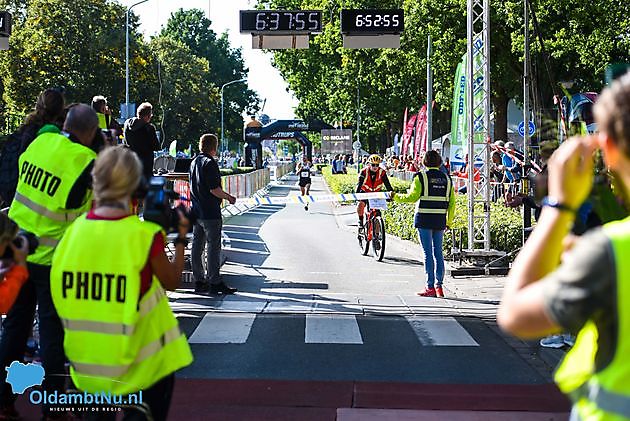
left=125, top=0, right=149, bottom=120
left=221, top=78, right=247, bottom=153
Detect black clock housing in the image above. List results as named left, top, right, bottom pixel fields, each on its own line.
left=240, top=10, right=322, bottom=33
left=340, top=9, right=404, bottom=34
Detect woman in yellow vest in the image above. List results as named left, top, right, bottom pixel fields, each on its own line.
left=51, top=147, right=192, bottom=421
left=498, top=72, right=630, bottom=420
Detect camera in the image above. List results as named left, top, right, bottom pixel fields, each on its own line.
left=1, top=231, right=38, bottom=259
left=142, top=177, right=196, bottom=233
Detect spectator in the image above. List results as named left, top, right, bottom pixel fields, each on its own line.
left=0, top=104, right=98, bottom=420
left=0, top=214, right=29, bottom=315
left=498, top=72, right=630, bottom=419
left=189, top=134, right=237, bottom=295
left=50, top=146, right=192, bottom=421
left=501, top=142, right=522, bottom=184
left=393, top=150, right=455, bottom=298
left=124, top=102, right=160, bottom=182
left=0, top=88, right=65, bottom=208
left=91, top=95, right=122, bottom=138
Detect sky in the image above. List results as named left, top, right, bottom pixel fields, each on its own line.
left=122, top=0, right=298, bottom=119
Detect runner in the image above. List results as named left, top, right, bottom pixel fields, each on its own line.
left=295, top=156, right=313, bottom=211
left=356, top=154, right=394, bottom=234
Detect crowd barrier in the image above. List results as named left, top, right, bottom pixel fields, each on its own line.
left=273, top=162, right=295, bottom=179
left=388, top=170, right=416, bottom=182
left=169, top=168, right=271, bottom=210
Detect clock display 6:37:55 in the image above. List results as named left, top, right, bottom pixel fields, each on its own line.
left=255, top=11, right=320, bottom=31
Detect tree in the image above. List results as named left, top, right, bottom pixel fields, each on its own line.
left=160, top=9, right=259, bottom=149
left=260, top=0, right=630, bottom=147
left=149, top=36, right=219, bottom=148
left=0, top=0, right=155, bottom=117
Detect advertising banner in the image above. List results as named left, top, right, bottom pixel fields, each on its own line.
left=450, top=54, right=467, bottom=169
left=401, top=113, right=417, bottom=157
left=414, top=104, right=428, bottom=159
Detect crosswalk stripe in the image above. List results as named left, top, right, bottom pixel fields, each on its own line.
left=406, top=316, right=479, bottom=346
left=305, top=314, right=363, bottom=344
left=188, top=313, right=256, bottom=344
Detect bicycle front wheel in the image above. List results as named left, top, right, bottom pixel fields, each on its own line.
left=371, top=216, right=386, bottom=261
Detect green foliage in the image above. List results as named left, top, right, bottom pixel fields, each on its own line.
left=321, top=166, right=357, bottom=194
left=0, top=3, right=256, bottom=150
left=260, top=0, right=630, bottom=145
left=159, top=9, right=259, bottom=148
left=278, top=139, right=301, bottom=156
left=220, top=167, right=255, bottom=176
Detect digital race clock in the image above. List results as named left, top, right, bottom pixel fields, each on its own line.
left=340, top=9, right=404, bottom=34
left=240, top=10, right=322, bottom=33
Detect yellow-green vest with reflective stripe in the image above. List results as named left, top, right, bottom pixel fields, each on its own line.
left=8, top=130, right=96, bottom=265
left=555, top=216, right=630, bottom=420
left=51, top=214, right=192, bottom=395
left=97, top=112, right=108, bottom=130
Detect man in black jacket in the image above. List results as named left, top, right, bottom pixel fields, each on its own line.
left=124, top=102, right=160, bottom=181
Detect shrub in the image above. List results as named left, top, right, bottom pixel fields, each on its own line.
left=382, top=195, right=523, bottom=255
left=322, top=166, right=411, bottom=194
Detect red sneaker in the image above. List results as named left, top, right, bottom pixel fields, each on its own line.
left=418, top=288, right=437, bottom=297
left=436, top=287, right=444, bottom=298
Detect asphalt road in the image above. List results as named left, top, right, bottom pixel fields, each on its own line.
left=170, top=174, right=554, bottom=387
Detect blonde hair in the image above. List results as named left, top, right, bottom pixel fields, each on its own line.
left=0, top=213, right=18, bottom=245
left=594, top=72, right=630, bottom=157
left=92, top=147, right=142, bottom=204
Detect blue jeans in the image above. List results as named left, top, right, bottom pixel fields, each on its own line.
left=0, top=263, right=66, bottom=415
left=418, top=228, right=445, bottom=289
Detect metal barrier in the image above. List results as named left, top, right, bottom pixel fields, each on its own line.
left=389, top=170, right=416, bottom=182
left=273, top=162, right=295, bottom=180
left=170, top=168, right=271, bottom=211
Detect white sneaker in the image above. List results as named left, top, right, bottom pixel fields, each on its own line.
left=539, top=335, right=566, bottom=348
left=563, top=334, right=575, bottom=347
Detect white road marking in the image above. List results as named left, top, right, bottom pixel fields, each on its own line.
left=188, top=313, right=256, bottom=344
left=406, top=316, right=479, bottom=346
left=305, top=314, right=363, bottom=344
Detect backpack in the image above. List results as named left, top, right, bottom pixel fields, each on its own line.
left=0, top=131, right=23, bottom=208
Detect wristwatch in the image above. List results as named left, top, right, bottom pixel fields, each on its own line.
left=541, top=196, right=577, bottom=214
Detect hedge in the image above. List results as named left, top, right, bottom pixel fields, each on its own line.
left=321, top=168, right=523, bottom=254
left=383, top=196, right=523, bottom=255
left=220, top=167, right=255, bottom=176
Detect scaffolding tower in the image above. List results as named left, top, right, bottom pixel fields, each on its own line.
left=466, top=0, right=492, bottom=254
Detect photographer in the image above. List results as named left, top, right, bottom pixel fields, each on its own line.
left=0, top=104, right=98, bottom=420
left=0, top=214, right=28, bottom=315
left=498, top=72, right=630, bottom=419
left=50, top=146, right=192, bottom=421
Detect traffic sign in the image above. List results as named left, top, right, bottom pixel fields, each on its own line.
left=353, top=140, right=361, bottom=151
left=518, top=120, right=535, bottom=137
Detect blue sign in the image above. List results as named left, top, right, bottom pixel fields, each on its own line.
left=518, top=120, right=535, bottom=137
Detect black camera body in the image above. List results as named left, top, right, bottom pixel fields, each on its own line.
left=1, top=230, right=38, bottom=259
left=142, top=177, right=196, bottom=233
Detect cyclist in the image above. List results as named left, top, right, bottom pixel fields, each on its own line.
left=295, top=156, right=313, bottom=211
left=356, top=154, right=394, bottom=235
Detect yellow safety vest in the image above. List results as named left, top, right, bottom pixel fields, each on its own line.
left=416, top=170, right=451, bottom=215
left=97, top=112, right=108, bottom=130
left=555, top=216, right=630, bottom=420
left=8, top=129, right=96, bottom=265
left=51, top=215, right=192, bottom=395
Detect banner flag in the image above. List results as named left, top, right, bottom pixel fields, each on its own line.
left=414, top=104, right=428, bottom=159
left=402, top=113, right=417, bottom=157
left=450, top=54, right=467, bottom=170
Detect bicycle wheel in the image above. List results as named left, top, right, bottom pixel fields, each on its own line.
left=371, top=216, right=386, bottom=261
left=358, top=222, right=370, bottom=255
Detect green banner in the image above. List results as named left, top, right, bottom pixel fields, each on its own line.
left=450, top=54, right=467, bottom=168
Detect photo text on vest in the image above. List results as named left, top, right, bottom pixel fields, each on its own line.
left=62, top=271, right=126, bottom=303
left=20, top=160, right=62, bottom=197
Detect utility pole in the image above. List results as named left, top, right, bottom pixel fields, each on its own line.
left=523, top=0, right=532, bottom=233
left=357, top=66, right=361, bottom=150
left=125, top=0, right=148, bottom=120
left=427, top=35, right=433, bottom=152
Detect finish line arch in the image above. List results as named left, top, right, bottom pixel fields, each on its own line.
left=244, top=119, right=334, bottom=168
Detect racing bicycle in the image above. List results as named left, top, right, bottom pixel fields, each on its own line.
left=358, top=202, right=386, bottom=262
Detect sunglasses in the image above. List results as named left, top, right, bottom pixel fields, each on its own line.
left=370, top=163, right=380, bottom=167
